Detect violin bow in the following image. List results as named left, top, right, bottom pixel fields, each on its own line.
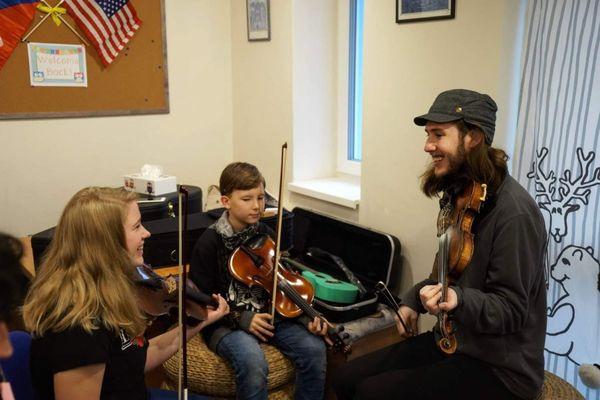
left=177, top=185, right=190, bottom=400
left=375, top=281, right=414, bottom=336
left=270, top=143, right=288, bottom=320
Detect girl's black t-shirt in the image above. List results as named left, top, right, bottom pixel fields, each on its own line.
left=30, top=325, right=148, bottom=400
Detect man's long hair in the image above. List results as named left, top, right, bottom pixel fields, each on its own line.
left=23, top=187, right=147, bottom=338
left=421, top=121, right=509, bottom=198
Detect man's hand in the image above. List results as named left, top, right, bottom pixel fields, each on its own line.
left=307, top=316, right=334, bottom=346
left=419, top=284, right=458, bottom=315
left=249, top=313, right=275, bottom=342
left=395, top=305, right=418, bottom=338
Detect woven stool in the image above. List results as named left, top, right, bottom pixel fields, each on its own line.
left=163, top=334, right=295, bottom=399
left=536, top=371, right=584, bottom=400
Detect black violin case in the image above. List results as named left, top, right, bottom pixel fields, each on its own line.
left=287, top=207, right=402, bottom=323
left=137, top=185, right=202, bottom=221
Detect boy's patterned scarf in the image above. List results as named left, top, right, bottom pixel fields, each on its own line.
left=213, top=210, right=258, bottom=250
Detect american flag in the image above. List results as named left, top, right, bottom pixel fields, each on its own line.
left=64, top=0, right=141, bottom=66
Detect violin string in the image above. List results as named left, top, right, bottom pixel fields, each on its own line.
left=277, top=278, right=345, bottom=346
left=277, top=278, right=317, bottom=319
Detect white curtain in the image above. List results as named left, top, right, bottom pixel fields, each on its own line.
left=513, top=0, right=600, bottom=398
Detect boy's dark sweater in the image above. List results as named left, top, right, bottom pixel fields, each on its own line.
left=189, top=221, right=275, bottom=351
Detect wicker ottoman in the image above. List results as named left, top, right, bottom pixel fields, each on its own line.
left=163, top=334, right=295, bottom=399
left=536, top=371, right=584, bottom=400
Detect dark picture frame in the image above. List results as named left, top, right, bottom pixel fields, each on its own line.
left=246, top=0, right=271, bottom=41
left=396, top=0, right=455, bottom=24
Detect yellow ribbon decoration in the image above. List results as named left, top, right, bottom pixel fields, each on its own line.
left=36, top=3, right=67, bottom=27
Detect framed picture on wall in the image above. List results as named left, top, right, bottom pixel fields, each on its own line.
left=247, top=0, right=270, bottom=41
left=396, top=0, right=455, bottom=24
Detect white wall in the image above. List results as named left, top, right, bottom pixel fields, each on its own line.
left=291, top=0, right=337, bottom=182
left=230, top=0, right=525, bottom=331
left=230, top=0, right=359, bottom=221
left=0, top=0, right=234, bottom=237
left=230, top=0, right=293, bottom=193
left=1, top=1, right=525, bottom=324
left=360, top=0, right=524, bottom=299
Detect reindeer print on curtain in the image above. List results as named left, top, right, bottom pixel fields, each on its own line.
left=512, top=1, right=600, bottom=399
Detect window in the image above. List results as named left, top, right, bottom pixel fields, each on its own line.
left=338, top=0, right=363, bottom=175
left=348, top=0, right=363, bottom=162
left=289, top=0, right=361, bottom=209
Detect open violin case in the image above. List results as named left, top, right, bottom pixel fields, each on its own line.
left=286, top=207, right=402, bottom=323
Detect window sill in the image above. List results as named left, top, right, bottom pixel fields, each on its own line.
left=288, top=175, right=360, bottom=209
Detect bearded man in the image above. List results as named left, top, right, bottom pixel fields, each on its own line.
left=333, top=89, right=547, bottom=400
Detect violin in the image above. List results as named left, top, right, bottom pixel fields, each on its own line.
left=445, top=182, right=488, bottom=279
left=433, top=181, right=487, bottom=355
left=134, top=263, right=218, bottom=325
left=230, top=234, right=315, bottom=319
left=229, top=143, right=351, bottom=354
left=230, top=234, right=350, bottom=353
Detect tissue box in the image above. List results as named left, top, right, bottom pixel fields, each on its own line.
left=123, top=174, right=177, bottom=196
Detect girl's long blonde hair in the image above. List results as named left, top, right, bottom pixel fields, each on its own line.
left=23, top=187, right=147, bottom=337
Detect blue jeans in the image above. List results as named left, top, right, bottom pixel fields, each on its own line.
left=216, top=320, right=327, bottom=400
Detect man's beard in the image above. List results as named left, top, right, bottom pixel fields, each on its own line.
left=421, top=142, right=470, bottom=197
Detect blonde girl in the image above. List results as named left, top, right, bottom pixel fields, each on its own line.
left=23, top=187, right=228, bottom=400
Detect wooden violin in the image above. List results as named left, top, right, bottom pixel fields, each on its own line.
left=445, top=182, right=488, bottom=279
left=228, top=143, right=351, bottom=354
left=230, top=234, right=351, bottom=353
left=433, top=181, right=487, bottom=355
left=134, top=263, right=217, bottom=324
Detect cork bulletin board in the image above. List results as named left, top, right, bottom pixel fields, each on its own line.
left=0, top=0, right=169, bottom=119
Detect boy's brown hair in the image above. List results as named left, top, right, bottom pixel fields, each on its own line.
left=219, top=162, right=266, bottom=196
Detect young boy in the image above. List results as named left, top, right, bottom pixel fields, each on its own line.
left=190, top=162, right=328, bottom=400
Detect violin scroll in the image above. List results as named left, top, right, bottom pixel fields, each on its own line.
left=437, top=313, right=457, bottom=355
